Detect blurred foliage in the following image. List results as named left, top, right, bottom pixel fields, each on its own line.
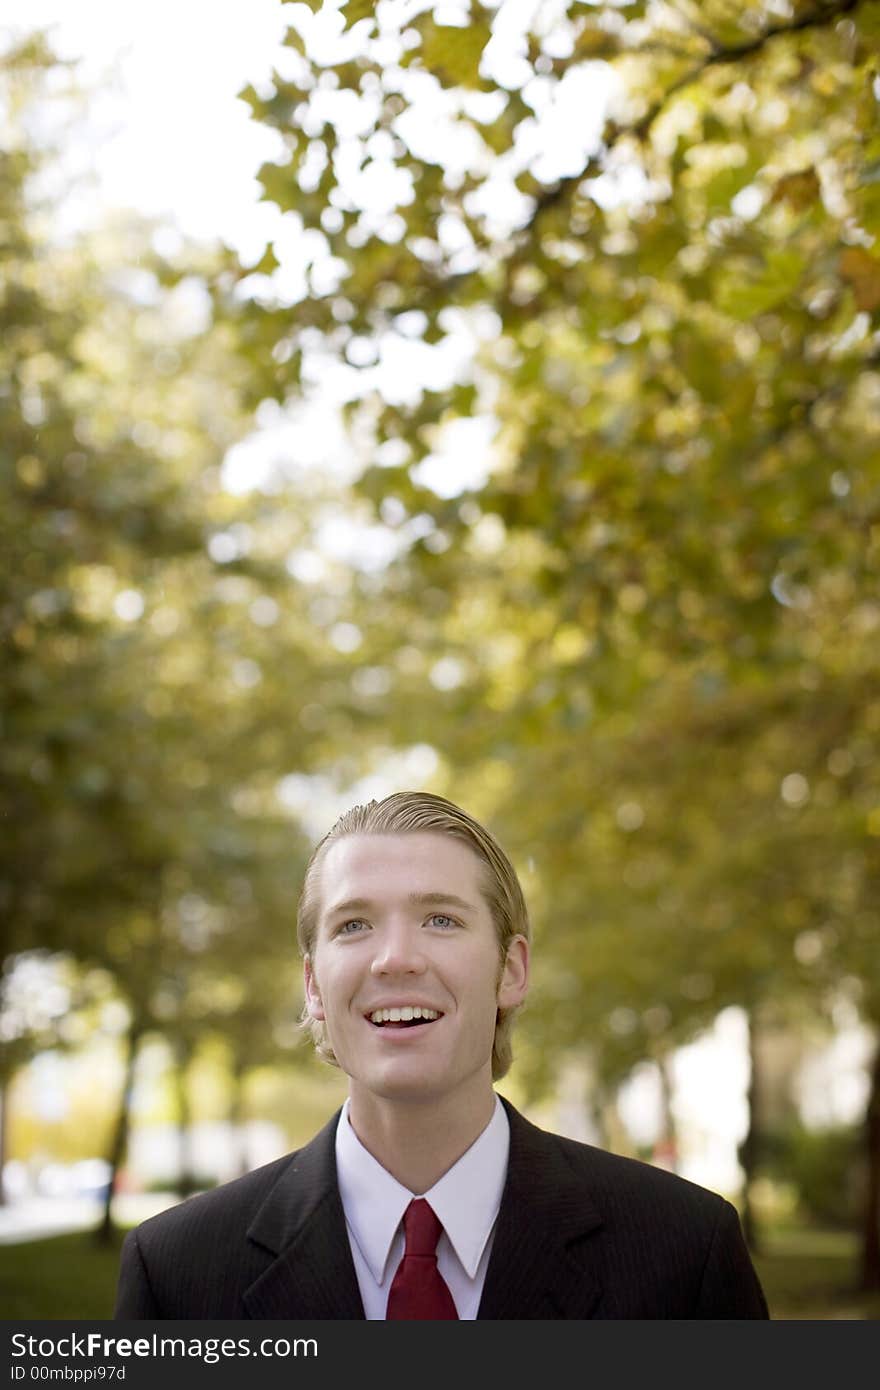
left=761, top=1120, right=864, bottom=1227
left=222, top=0, right=880, bottom=1272
left=751, top=1226, right=880, bottom=1317
left=0, top=35, right=356, bottom=1092
left=227, top=0, right=880, bottom=1098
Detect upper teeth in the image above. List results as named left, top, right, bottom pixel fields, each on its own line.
left=370, top=1006, right=440, bottom=1023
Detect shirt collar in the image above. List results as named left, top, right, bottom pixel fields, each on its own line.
left=335, top=1094, right=510, bottom=1282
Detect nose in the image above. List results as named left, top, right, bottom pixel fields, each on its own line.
left=369, top=920, right=428, bottom=977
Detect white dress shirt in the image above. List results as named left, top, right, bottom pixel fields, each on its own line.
left=334, top=1094, right=510, bottom=1320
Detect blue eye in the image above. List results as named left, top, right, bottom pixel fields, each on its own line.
left=428, top=914, right=456, bottom=929
left=338, top=919, right=369, bottom=935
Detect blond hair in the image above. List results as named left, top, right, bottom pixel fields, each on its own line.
left=297, top=791, right=530, bottom=1079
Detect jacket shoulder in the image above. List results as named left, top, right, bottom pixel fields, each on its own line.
left=500, top=1103, right=768, bottom=1316
left=130, top=1149, right=297, bottom=1254
left=553, top=1129, right=729, bottom=1216
left=116, top=1149, right=311, bottom=1319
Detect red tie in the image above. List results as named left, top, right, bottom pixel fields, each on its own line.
left=385, top=1198, right=459, bottom=1319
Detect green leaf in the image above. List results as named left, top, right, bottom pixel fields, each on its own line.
left=715, top=248, right=806, bottom=319
left=402, top=17, right=493, bottom=89
left=341, top=0, right=378, bottom=31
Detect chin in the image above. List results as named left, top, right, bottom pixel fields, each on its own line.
left=362, top=1066, right=453, bottom=1103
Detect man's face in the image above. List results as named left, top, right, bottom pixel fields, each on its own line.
left=303, top=832, right=529, bottom=1112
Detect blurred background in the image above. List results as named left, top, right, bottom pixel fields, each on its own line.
left=1, top=0, right=878, bottom=1320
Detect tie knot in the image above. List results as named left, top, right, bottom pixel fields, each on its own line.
left=402, top=1198, right=443, bottom=1257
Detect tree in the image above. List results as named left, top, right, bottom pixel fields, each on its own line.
left=228, top=0, right=880, bottom=1280
left=1, top=35, right=359, bottom=1238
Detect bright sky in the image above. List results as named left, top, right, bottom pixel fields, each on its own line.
left=7, top=0, right=290, bottom=250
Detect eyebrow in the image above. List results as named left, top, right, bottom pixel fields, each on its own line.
left=325, top=891, right=479, bottom=918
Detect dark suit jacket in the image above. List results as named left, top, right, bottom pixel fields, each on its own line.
left=114, top=1097, right=769, bottom=1319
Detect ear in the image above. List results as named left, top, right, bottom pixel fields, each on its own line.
left=303, top=956, right=325, bottom=1021
left=497, top=935, right=529, bottom=1010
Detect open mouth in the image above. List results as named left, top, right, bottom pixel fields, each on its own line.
left=368, top=1006, right=442, bottom=1029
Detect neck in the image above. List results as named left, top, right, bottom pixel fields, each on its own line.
left=347, top=1083, right=497, bottom=1193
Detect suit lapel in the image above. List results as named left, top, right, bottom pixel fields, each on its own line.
left=239, top=1098, right=603, bottom=1320
left=242, top=1109, right=365, bottom=1319
left=478, top=1099, right=605, bottom=1319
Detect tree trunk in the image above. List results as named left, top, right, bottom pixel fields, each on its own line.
left=229, top=1054, right=250, bottom=1179
left=0, top=1075, right=8, bottom=1206
left=738, top=1006, right=761, bottom=1253
left=654, top=1049, right=679, bottom=1174
left=858, top=1034, right=880, bottom=1292
left=171, top=1038, right=199, bottom=1197
left=94, top=1019, right=142, bottom=1247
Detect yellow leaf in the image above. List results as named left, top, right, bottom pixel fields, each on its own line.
left=839, top=247, right=880, bottom=312
left=770, top=170, right=820, bottom=213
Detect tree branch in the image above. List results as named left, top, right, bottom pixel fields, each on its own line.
left=529, top=0, right=863, bottom=225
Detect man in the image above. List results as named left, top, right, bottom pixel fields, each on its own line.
left=114, top=791, right=769, bottom=1319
